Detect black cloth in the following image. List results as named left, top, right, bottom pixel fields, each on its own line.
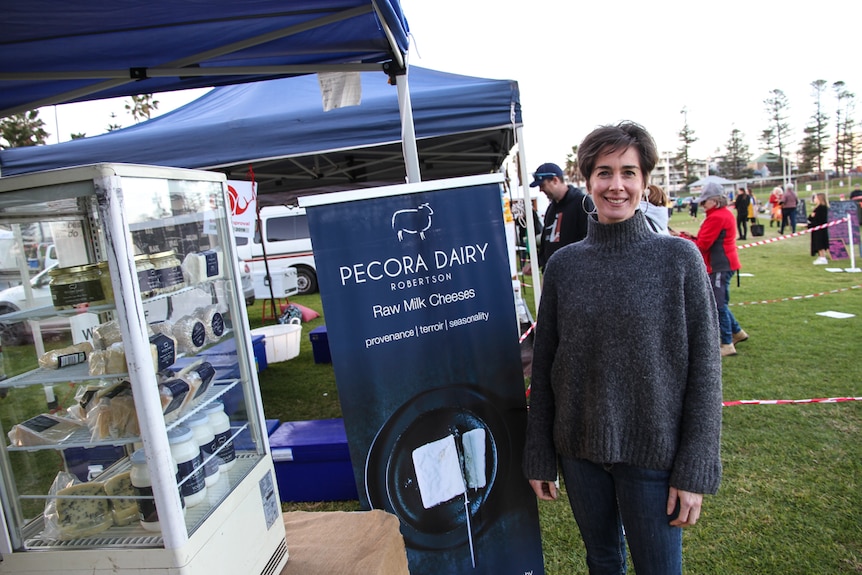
left=808, top=204, right=829, bottom=255
left=538, top=185, right=592, bottom=270
left=734, top=194, right=751, bottom=222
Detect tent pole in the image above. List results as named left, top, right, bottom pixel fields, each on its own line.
left=394, top=70, right=421, bottom=183
left=515, top=125, right=542, bottom=312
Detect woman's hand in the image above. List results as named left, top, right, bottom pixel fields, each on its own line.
left=667, top=487, right=703, bottom=527
left=529, top=479, right=558, bottom=501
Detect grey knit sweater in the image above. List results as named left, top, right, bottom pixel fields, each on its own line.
left=523, top=211, right=723, bottom=494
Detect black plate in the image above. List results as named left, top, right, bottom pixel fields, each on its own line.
left=364, top=385, right=510, bottom=550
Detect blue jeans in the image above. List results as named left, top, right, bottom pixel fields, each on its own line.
left=780, top=207, right=797, bottom=233
left=711, top=270, right=741, bottom=344
left=560, top=458, right=683, bottom=575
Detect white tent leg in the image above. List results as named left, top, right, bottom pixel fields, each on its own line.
left=515, top=125, right=541, bottom=312
left=395, top=72, right=421, bottom=183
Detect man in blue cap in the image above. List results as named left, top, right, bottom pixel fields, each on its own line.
left=530, top=162, right=593, bottom=271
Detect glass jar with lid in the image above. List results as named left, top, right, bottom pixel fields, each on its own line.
left=48, top=264, right=107, bottom=309
left=134, top=254, right=159, bottom=298
left=150, top=250, right=185, bottom=294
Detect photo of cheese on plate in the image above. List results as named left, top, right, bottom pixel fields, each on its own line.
left=412, top=434, right=466, bottom=509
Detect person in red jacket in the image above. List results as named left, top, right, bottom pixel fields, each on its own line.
left=684, top=182, right=748, bottom=356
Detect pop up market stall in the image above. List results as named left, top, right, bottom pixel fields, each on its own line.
left=0, top=3, right=547, bottom=573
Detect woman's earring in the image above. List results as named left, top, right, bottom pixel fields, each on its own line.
left=582, top=194, right=597, bottom=216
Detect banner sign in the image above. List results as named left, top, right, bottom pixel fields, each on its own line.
left=225, top=180, right=257, bottom=239
left=302, top=175, right=545, bottom=575
left=828, top=201, right=860, bottom=260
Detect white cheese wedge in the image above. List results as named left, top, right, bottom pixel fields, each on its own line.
left=462, top=428, right=487, bottom=489
left=412, top=434, right=466, bottom=509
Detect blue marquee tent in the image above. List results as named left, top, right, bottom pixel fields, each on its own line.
left=0, top=1, right=409, bottom=118
left=0, top=67, right=522, bottom=202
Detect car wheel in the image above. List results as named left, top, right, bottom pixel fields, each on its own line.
left=0, top=306, right=27, bottom=347
left=295, top=267, right=318, bottom=295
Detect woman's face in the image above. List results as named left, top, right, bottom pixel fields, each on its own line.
left=586, top=146, right=645, bottom=224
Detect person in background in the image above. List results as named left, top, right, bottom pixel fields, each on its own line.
left=641, top=184, right=671, bottom=234
left=808, top=192, right=830, bottom=265
left=747, top=189, right=758, bottom=224
left=734, top=186, right=751, bottom=240
left=682, top=182, right=748, bottom=356
left=768, top=186, right=783, bottom=228
left=525, top=121, right=722, bottom=575
left=780, top=183, right=799, bottom=234
left=529, top=162, right=593, bottom=271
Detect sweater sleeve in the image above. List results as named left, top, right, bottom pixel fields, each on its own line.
left=522, top=262, right=561, bottom=481
left=669, top=250, right=723, bottom=494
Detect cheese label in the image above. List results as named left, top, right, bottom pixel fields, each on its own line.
left=203, top=250, right=220, bottom=278
left=149, top=334, right=176, bottom=371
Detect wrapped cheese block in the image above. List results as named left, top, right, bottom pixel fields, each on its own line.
left=172, top=315, right=207, bottom=355
left=181, top=250, right=223, bottom=284
left=412, top=434, right=466, bottom=509
left=159, top=379, right=190, bottom=423
left=92, top=320, right=123, bottom=350
left=195, top=305, right=227, bottom=343
left=103, top=471, right=138, bottom=526
left=88, top=344, right=128, bottom=376
left=90, top=335, right=177, bottom=376
left=38, top=342, right=94, bottom=370
left=8, top=413, right=85, bottom=447
left=55, top=481, right=113, bottom=540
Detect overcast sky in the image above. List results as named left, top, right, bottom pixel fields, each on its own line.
left=39, top=0, right=858, bottom=175
left=399, top=0, right=859, bottom=170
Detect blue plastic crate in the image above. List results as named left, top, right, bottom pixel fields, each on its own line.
left=269, top=418, right=357, bottom=502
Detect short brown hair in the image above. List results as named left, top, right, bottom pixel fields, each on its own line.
left=578, top=121, right=658, bottom=188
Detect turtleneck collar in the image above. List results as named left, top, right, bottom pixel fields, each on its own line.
left=584, top=210, right=653, bottom=252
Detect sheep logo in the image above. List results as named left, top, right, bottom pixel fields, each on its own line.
left=391, top=203, right=434, bottom=241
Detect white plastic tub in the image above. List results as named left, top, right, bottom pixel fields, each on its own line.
left=251, top=324, right=302, bottom=363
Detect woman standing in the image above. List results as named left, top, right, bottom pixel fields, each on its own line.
left=808, top=192, right=830, bottom=264
left=687, top=183, right=747, bottom=356
left=734, top=187, right=751, bottom=240
left=524, top=121, right=723, bottom=575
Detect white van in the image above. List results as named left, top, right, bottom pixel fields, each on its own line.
left=234, top=205, right=318, bottom=295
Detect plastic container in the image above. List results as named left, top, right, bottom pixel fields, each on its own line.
left=187, top=411, right=220, bottom=486
left=203, top=400, right=236, bottom=472
left=250, top=324, right=301, bottom=364
left=309, top=325, right=331, bottom=364
left=130, top=448, right=184, bottom=532
left=168, top=426, right=207, bottom=507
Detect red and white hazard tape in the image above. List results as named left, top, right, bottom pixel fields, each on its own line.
left=730, top=284, right=861, bottom=306
left=737, top=216, right=849, bottom=250
left=723, top=397, right=861, bottom=406
left=519, top=322, right=535, bottom=343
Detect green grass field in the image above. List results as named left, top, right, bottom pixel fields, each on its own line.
left=254, top=195, right=862, bottom=574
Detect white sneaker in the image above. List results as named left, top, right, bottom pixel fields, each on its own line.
left=813, top=257, right=828, bottom=265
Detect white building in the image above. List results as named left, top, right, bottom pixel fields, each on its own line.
left=651, top=153, right=709, bottom=195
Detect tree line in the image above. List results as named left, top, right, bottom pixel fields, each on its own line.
left=0, top=94, right=159, bottom=149
left=564, top=80, right=857, bottom=188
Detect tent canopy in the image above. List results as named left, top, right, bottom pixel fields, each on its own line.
left=0, top=0, right=409, bottom=118
left=0, top=67, right=522, bottom=202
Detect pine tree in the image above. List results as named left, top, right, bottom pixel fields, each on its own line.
left=0, top=110, right=50, bottom=149
left=674, top=107, right=698, bottom=186
left=719, top=128, right=752, bottom=179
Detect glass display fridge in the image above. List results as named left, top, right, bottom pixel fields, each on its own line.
left=0, top=164, right=287, bottom=575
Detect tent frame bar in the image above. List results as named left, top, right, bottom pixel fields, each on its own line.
left=0, top=4, right=391, bottom=118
